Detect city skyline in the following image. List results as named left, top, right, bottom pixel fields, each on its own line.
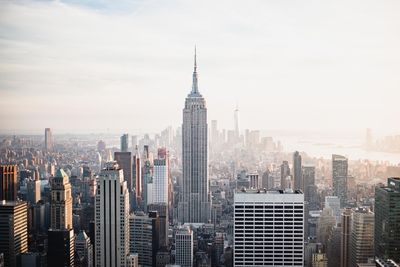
left=1, top=1, right=400, bottom=266
left=1, top=0, right=400, bottom=135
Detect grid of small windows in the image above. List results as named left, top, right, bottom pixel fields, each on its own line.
left=234, top=202, right=304, bottom=266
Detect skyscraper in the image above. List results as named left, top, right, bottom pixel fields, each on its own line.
left=180, top=49, right=210, bottom=224
left=114, top=152, right=133, bottom=192
left=48, top=168, right=74, bottom=267
left=44, top=127, right=53, bottom=151
left=340, top=208, right=352, bottom=267
left=149, top=150, right=169, bottom=248
left=280, top=161, right=290, bottom=190
left=26, top=177, right=41, bottom=205
left=293, top=151, right=302, bottom=190
left=332, top=154, right=348, bottom=208
left=133, top=146, right=142, bottom=209
left=0, top=165, right=17, bottom=201
left=48, top=229, right=75, bottom=267
left=234, top=104, right=239, bottom=140
left=175, top=226, right=193, bottom=267
left=0, top=201, right=28, bottom=267
left=303, top=165, right=318, bottom=210
left=152, top=156, right=168, bottom=204
left=95, top=162, right=130, bottom=267
left=350, top=207, right=374, bottom=266
left=50, top=169, right=73, bottom=230
left=121, top=134, right=129, bottom=152
left=374, top=177, right=400, bottom=262
left=75, top=230, right=93, bottom=267
left=234, top=189, right=304, bottom=266
left=129, top=211, right=159, bottom=267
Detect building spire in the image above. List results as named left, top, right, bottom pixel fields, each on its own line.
left=191, top=46, right=199, bottom=95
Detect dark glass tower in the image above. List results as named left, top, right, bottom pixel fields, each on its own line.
left=374, top=177, right=400, bottom=262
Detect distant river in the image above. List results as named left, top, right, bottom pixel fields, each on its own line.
left=275, top=133, right=400, bottom=165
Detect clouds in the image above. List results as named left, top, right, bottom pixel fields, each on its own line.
left=0, top=0, right=399, bottom=135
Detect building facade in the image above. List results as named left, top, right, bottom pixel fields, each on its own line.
left=0, top=201, right=28, bottom=267
left=350, top=207, right=374, bottom=266
left=374, top=177, right=400, bottom=262
left=44, top=128, right=53, bottom=151
left=0, top=165, right=17, bottom=201
left=129, top=211, right=159, bottom=267
left=114, top=152, right=133, bottom=192
left=293, top=151, right=302, bottom=190
left=280, top=161, right=290, bottom=190
left=50, top=169, right=73, bottom=230
left=48, top=229, right=75, bottom=267
left=234, top=189, right=304, bottom=266
left=95, top=162, right=130, bottom=267
left=175, top=226, right=193, bottom=267
left=180, top=50, right=211, bottom=224
left=332, top=154, right=348, bottom=208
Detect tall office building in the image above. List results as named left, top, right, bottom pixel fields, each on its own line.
left=280, top=161, right=290, bottom=190
left=327, top=226, right=341, bottom=267
left=133, top=146, right=142, bottom=208
left=48, top=229, right=75, bottom=267
left=50, top=169, right=73, bottom=230
left=293, top=151, right=302, bottom=190
left=180, top=49, right=211, bottom=224
left=340, top=208, right=352, bottom=267
left=114, top=152, right=133, bottom=192
left=332, top=154, right=348, bottom=208
left=234, top=104, right=239, bottom=140
left=26, top=177, right=41, bottom=205
left=234, top=189, right=304, bottom=266
left=303, top=165, right=318, bottom=210
left=148, top=150, right=169, bottom=248
left=152, top=156, right=169, bottom=203
left=44, top=128, right=53, bottom=151
left=317, top=207, right=336, bottom=250
left=121, top=134, right=129, bottom=152
left=175, top=226, right=194, bottom=267
left=350, top=207, right=374, bottom=267
left=0, top=165, right=17, bottom=201
left=75, top=230, right=94, bottom=267
left=0, top=201, right=28, bottom=267
left=49, top=169, right=74, bottom=267
left=374, top=177, right=400, bottom=262
left=95, top=162, right=130, bottom=267
left=129, top=211, right=159, bottom=267
left=142, top=157, right=152, bottom=212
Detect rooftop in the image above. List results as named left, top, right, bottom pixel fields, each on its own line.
left=235, top=188, right=303, bottom=194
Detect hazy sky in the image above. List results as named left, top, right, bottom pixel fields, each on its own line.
left=0, top=0, right=399, bottom=135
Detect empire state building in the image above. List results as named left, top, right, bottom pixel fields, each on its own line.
left=179, top=49, right=211, bottom=223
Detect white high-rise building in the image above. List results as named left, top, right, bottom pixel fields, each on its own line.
left=179, top=48, right=211, bottom=224
left=152, top=158, right=168, bottom=204
left=234, top=189, right=305, bottom=266
left=175, top=226, right=193, bottom=267
left=95, top=162, right=130, bottom=267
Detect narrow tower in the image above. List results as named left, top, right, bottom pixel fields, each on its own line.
left=179, top=48, right=211, bottom=223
